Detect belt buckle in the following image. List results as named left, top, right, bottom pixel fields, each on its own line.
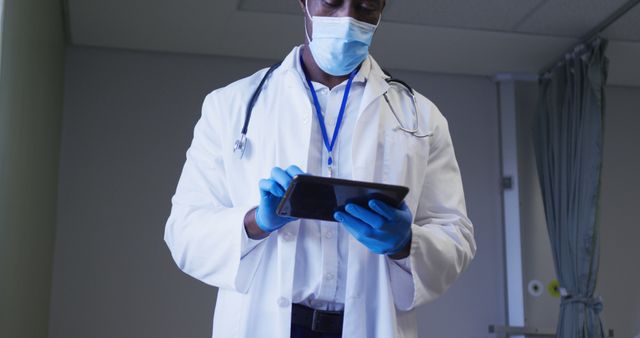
left=310, top=309, right=340, bottom=334
left=311, top=309, right=323, bottom=332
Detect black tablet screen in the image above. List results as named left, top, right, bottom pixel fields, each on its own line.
left=276, top=175, right=409, bottom=222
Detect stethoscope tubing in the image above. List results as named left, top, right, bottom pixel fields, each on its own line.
left=234, top=63, right=432, bottom=158
left=383, top=79, right=433, bottom=138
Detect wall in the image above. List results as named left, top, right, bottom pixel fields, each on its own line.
left=515, top=82, right=560, bottom=331
left=514, top=82, right=640, bottom=338
left=597, top=85, right=640, bottom=338
left=0, top=0, right=5, bottom=70
left=47, top=47, right=269, bottom=338
left=48, top=45, right=505, bottom=338
left=0, top=0, right=65, bottom=337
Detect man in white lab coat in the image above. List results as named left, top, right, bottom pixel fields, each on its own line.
left=164, top=0, right=476, bottom=337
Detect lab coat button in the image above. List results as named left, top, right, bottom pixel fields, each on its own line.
left=324, top=273, right=335, bottom=281
left=325, top=231, right=335, bottom=239
left=277, top=297, right=290, bottom=307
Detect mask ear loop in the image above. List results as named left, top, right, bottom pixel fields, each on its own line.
left=304, top=0, right=313, bottom=43
left=374, top=13, right=382, bottom=31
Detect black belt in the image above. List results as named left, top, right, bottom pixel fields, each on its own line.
left=291, top=303, right=344, bottom=335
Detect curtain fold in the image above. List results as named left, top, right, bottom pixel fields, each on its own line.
left=534, top=37, right=609, bottom=338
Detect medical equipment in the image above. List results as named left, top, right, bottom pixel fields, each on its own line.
left=233, top=61, right=281, bottom=159
left=335, top=199, right=413, bottom=255
left=255, top=165, right=304, bottom=233
left=381, top=75, right=433, bottom=138
left=233, top=62, right=431, bottom=159
left=304, top=4, right=379, bottom=76
left=276, top=174, right=408, bottom=222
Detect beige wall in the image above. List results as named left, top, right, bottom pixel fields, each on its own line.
left=0, top=0, right=65, bottom=337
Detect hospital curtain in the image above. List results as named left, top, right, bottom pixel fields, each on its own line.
left=533, top=37, right=608, bottom=338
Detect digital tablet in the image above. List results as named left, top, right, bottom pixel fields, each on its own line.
left=276, top=175, right=409, bottom=222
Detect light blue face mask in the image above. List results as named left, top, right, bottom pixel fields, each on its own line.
left=305, top=2, right=381, bottom=76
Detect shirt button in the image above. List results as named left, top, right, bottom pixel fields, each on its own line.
left=277, top=297, right=290, bottom=307
left=324, top=273, right=335, bottom=281
left=325, top=231, right=335, bottom=239
left=282, top=232, right=294, bottom=241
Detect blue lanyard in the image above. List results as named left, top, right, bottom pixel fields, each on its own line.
left=301, top=55, right=358, bottom=177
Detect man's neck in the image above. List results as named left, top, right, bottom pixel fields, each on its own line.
left=301, top=44, right=350, bottom=90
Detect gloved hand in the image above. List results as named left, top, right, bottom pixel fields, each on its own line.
left=256, top=165, right=305, bottom=233
left=334, top=200, right=412, bottom=255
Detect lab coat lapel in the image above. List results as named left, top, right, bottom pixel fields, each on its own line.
left=274, top=73, right=312, bottom=171
left=356, top=58, right=390, bottom=125
left=270, top=48, right=313, bottom=173
left=351, top=58, right=389, bottom=182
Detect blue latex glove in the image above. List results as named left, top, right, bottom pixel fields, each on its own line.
left=256, top=165, right=305, bottom=233
left=334, top=200, right=412, bottom=255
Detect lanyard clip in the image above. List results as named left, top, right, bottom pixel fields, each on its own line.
left=328, top=153, right=334, bottom=177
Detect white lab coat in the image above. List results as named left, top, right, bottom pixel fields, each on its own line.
left=164, top=46, right=476, bottom=338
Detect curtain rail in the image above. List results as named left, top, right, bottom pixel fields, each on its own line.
left=539, top=0, right=640, bottom=74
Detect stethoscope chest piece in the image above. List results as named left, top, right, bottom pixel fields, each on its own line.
left=234, top=133, right=248, bottom=159
left=232, top=61, right=282, bottom=159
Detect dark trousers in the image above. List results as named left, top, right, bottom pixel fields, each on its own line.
left=290, top=323, right=342, bottom=338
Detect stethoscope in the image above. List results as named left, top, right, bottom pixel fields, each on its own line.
left=233, top=62, right=432, bottom=159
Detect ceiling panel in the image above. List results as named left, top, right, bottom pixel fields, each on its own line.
left=378, top=0, right=545, bottom=33
left=68, top=0, right=238, bottom=54
left=240, top=0, right=546, bottom=34
left=238, top=0, right=301, bottom=15
left=68, top=0, right=640, bottom=86
left=602, top=3, right=640, bottom=42
left=515, top=0, right=628, bottom=38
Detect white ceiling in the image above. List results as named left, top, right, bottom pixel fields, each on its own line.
left=67, top=0, right=640, bottom=86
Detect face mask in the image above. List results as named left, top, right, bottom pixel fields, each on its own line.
left=305, top=1, right=380, bottom=76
